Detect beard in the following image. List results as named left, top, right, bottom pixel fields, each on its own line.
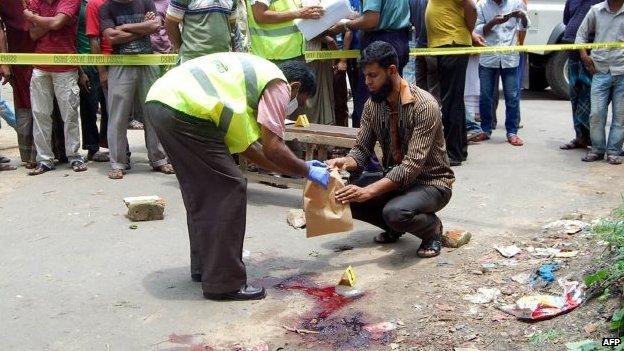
left=369, top=77, right=393, bottom=103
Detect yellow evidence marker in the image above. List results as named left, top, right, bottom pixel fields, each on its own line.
left=338, top=266, right=356, bottom=287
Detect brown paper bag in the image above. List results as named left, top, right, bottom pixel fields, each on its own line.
left=303, top=168, right=353, bottom=237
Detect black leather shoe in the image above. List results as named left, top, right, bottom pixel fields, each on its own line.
left=203, top=285, right=266, bottom=301
left=191, top=273, right=202, bottom=282
left=449, top=159, right=462, bottom=167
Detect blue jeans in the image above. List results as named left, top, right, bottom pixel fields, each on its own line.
left=479, top=65, right=520, bottom=136
left=589, top=72, right=624, bottom=156
left=0, top=98, right=16, bottom=129
left=466, top=107, right=483, bottom=133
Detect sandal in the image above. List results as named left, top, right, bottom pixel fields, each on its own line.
left=417, top=234, right=442, bottom=258
left=507, top=134, right=524, bottom=147
left=24, top=162, right=37, bottom=169
left=582, top=152, right=604, bottom=162
left=607, top=155, right=622, bottom=165
left=0, top=156, right=10, bottom=163
left=71, top=160, right=88, bottom=172
left=108, top=168, right=124, bottom=179
left=374, top=230, right=403, bottom=244
left=560, top=138, right=588, bottom=150
left=28, top=163, right=54, bottom=176
left=153, top=163, right=175, bottom=174
left=0, top=164, right=17, bottom=171
left=87, top=151, right=110, bottom=162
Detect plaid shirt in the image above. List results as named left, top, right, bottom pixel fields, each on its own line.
left=348, top=80, right=455, bottom=190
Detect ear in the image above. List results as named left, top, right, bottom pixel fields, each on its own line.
left=388, top=64, right=398, bottom=76
left=289, top=81, right=301, bottom=98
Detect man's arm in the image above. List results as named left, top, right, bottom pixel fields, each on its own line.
left=343, top=10, right=380, bottom=31
left=240, top=141, right=290, bottom=174
left=0, top=26, right=11, bottom=85
left=117, top=17, right=160, bottom=35
left=165, top=16, right=182, bottom=52
left=103, top=27, right=142, bottom=45
left=260, top=126, right=309, bottom=177
left=23, top=10, right=71, bottom=31
left=576, top=9, right=596, bottom=74
left=463, top=0, right=477, bottom=33
left=251, top=2, right=323, bottom=24
left=326, top=103, right=376, bottom=172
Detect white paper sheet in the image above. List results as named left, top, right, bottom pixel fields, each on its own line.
left=295, top=0, right=355, bottom=41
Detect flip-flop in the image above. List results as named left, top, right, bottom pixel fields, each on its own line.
left=87, top=151, right=109, bottom=162
left=153, top=163, right=175, bottom=174
left=71, top=160, right=88, bottom=172
left=28, top=164, right=54, bottom=176
left=374, top=231, right=403, bottom=244
left=560, top=139, right=587, bottom=150
left=417, top=235, right=442, bottom=258
left=108, top=168, right=124, bottom=179
left=0, top=156, right=10, bottom=163
left=0, top=164, right=17, bottom=171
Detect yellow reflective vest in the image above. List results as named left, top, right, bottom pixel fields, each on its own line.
left=247, top=0, right=305, bottom=60
left=146, top=52, right=288, bottom=154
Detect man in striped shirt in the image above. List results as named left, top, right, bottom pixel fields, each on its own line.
left=326, top=41, right=454, bottom=258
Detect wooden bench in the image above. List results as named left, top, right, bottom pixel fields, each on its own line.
left=239, top=123, right=376, bottom=189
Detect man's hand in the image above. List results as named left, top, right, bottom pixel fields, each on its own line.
left=325, top=156, right=357, bottom=170
left=296, top=6, right=324, bottom=20
left=306, top=160, right=330, bottom=188
left=78, top=71, right=91, bottom=92
left=335, top=59, right=347, bottom=72
left=335, top=184, right=373, bottom=203
left=98, top=67, right=108, bottom=90
left=144, top=11, right=156, bottom=21
left=581, top=54, right=596, bottom=75
left=23, top=9, right=36, bottom=22
left=472, top=33, right=486, bottom=47
left=0, top=65, right=12, bottom=85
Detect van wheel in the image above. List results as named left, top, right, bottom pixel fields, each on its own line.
left=546, top=51, right=570, bottom=100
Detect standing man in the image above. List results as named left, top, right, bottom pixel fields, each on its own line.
left=145, top=53, right=329, bottom=300
left=560, top=0, right=602, bottom=150
left=425, top=0, right=477, bottom=166
left=24, top=0, right=88, bottom=175
left=475, top=0, right=528, bottom=146
left=78, top=0, right=109, bottom=162
left=576, top=0, right=624, bottom=164
left=100, top=0, right=174, bottom=179
left=326, top=41, right=454, bottom=258
left=165, top=0, right=237, bottom=63
left=331, top=0, right=411, bottom=128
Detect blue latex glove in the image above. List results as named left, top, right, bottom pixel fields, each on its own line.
left=305, top=160, right=326, bottom=168
left=306, top=160, right=330, bottom=188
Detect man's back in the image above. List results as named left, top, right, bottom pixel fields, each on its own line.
left=425, top=0, right=472, bottom=48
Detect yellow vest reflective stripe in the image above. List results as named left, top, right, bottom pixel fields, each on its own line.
left=146, top=53, right=288, bottom=154
left=246, top=0, right=305, bottom=60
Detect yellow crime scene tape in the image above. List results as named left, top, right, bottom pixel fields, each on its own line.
left=304, top=41, right=624, bottom=60
left=0, top=53, right=178, bottom=66
left=0, top=42, right=622, bottom=65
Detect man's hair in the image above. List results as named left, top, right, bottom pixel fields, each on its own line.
left=359, top=41, right=399, bottom=69
left=278, top=60, right=317, bottom=96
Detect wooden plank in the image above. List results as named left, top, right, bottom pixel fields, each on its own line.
left=286, top=124, right=359, bottom=139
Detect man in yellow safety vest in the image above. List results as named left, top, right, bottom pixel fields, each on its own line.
left=145, top=52, right=329, bottom=301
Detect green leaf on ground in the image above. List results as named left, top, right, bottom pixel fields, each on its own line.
left=565, top=339, right=603, bottom=351
left=611, top=308, right=624, bottom=334
left=585, top=270, right=610, bottom=286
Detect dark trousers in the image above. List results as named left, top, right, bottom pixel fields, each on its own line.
left=415, top=55, right=440, bottom=101
left=437, top=51, right=469, bottom=162
left=350, top=173, right=452, bottom=240
left=353, top=29, right=410, bottom=127
left=79, top=66, right=108, bottom=153
left=146, top=102, right=247, bottom=295
left=333, top=67, right=349, bottom=127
